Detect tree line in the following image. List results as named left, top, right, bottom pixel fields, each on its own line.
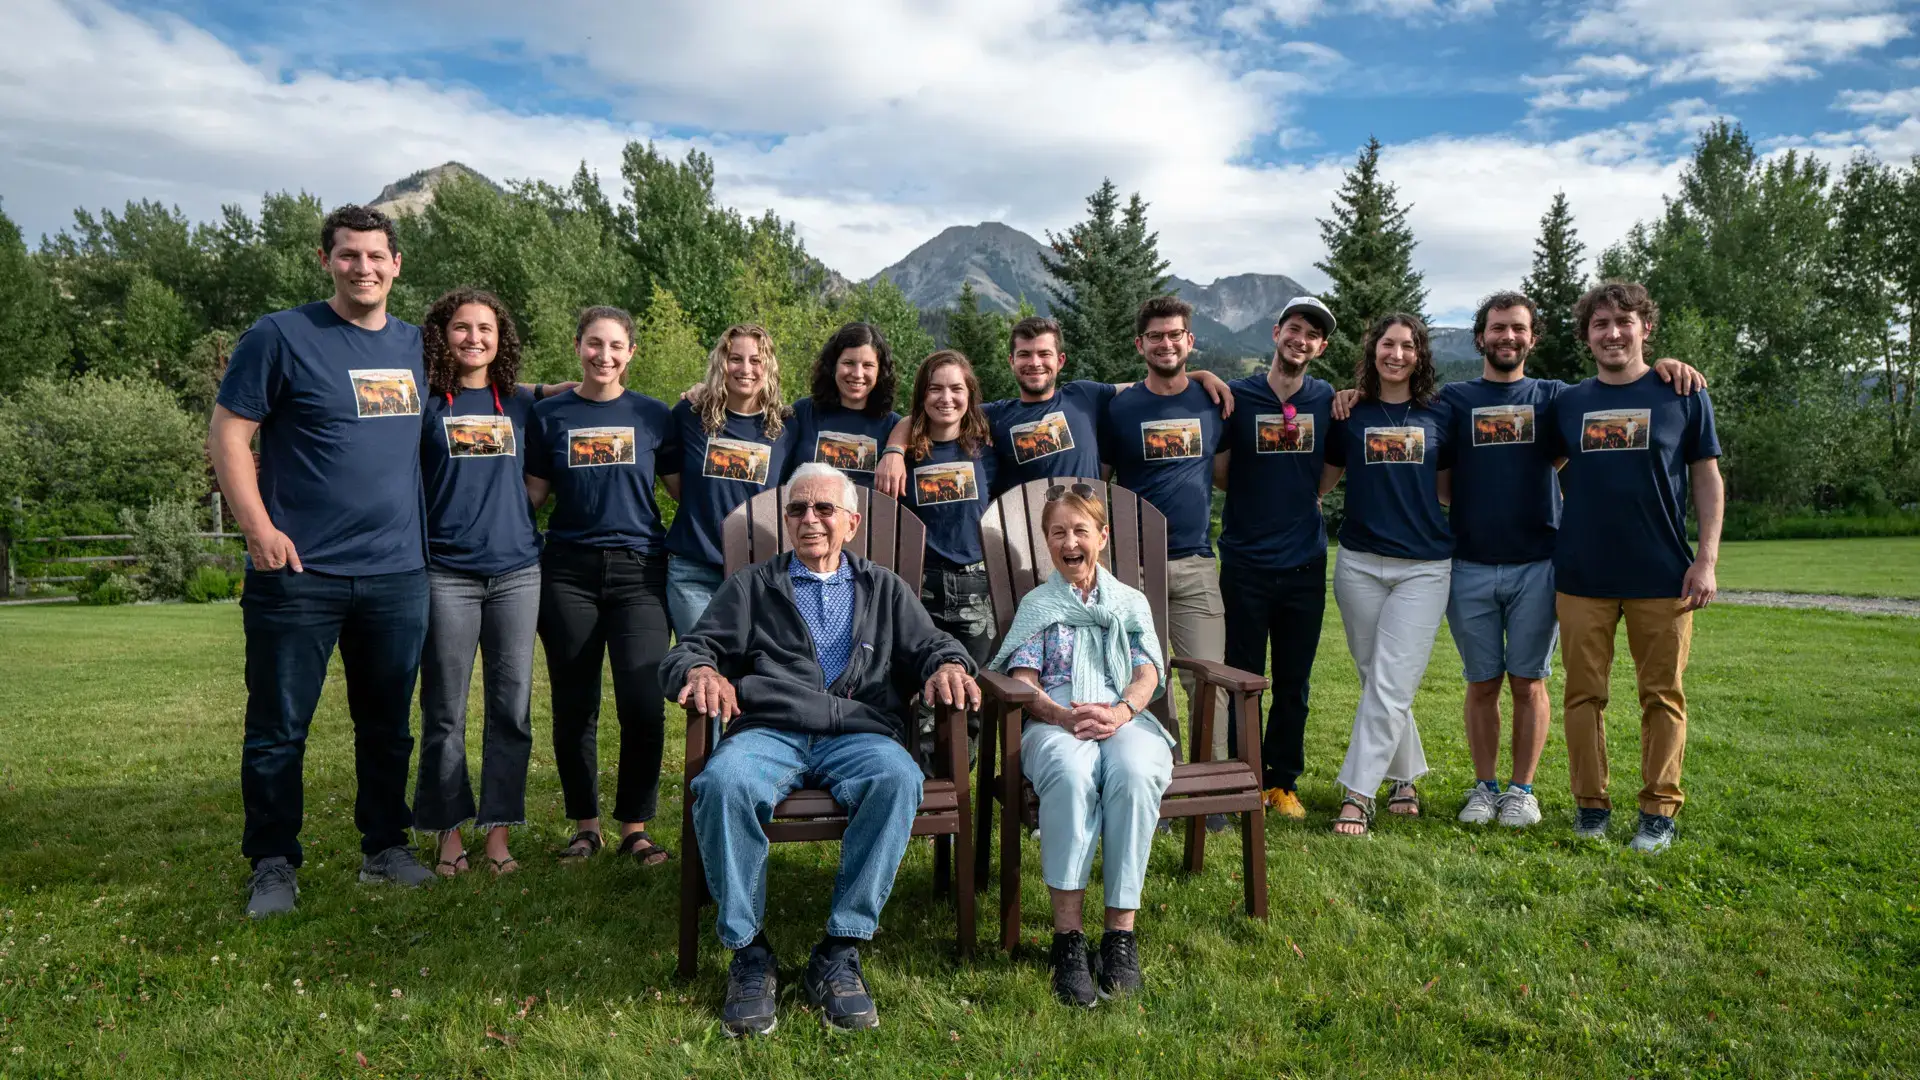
left=2, top=125, right=1916, bottom=546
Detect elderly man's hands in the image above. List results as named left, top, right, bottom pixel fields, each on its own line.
left=1068, top=700, right=1131, bottom=741
left=677, top=666, right=740, bottom=723
left=923, top=662, right=980, bottom=712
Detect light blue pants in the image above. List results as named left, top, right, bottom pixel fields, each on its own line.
left=1021, top=716, right=1173, bottom=911
left=666, top=555, right=725, bottom=639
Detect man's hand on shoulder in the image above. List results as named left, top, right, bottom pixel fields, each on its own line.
left=1192, top=369, right=1237, bottom=418
left=1331, top=387, right=1360, bottom=420
left=677, top=665, right=740, bottom=722
left=923, top=662, right=980, bottom=712
left=1651, top=357, right=1707, bottom=395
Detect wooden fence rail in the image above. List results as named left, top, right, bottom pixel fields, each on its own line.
left=2, top=493, right=235, bottom=598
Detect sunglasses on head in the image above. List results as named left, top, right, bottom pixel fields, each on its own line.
left=1045, top=483, right=1099, bottom=502
left=783, top=501, right=844, bottom=520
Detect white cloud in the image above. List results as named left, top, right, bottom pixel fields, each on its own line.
left=0, top=0, right=1727, bottom=325
left=1530, top=87, right=1634, bottom=112
left=1567, top=0, right=1912, bottom=90
left=1836, top=86, right=1920, bottom=116
left=1219, top=0, right=1493, bottom=34
left=1570, top=54, right=1652, bottom=80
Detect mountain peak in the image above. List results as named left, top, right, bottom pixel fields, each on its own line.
left=368, top=162, right=501, bottom=217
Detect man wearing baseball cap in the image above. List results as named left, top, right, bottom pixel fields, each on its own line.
left=1212, top=296, right=1338, bottom=819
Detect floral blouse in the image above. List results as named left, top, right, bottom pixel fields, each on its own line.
left=1004, top=584, right=1154, bottom=696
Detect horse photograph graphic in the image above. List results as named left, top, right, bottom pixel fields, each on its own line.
left=816, top=432, right=878, bottom=472
left=445, top=416, right=516, bottom=458
left=1472, top=404, right=1535, bottom=446
left=913, top=462, right=978, bottom=506
left=349, top=369, right=421, bottom=418
left=1364, top=426, right=1426, bottom=464
left=1141, top=418, right=1203, bottom=461
left=1256, top=413, right=1314, bottom=453
left=704, top=438, right=771, bottom=483
left=1009, top=412, right=1073, bottom=464
left=1581, top=409, right=1651, bottom=451
left=567, top=427, right=636, bottom=467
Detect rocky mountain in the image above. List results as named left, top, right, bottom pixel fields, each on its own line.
left=368, top=162, right=502, bottom=217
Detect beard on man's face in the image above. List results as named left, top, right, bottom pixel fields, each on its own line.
left=1273, top=349, right=1309, bottom=376
left=1482, top=342, right=1530, bottom=373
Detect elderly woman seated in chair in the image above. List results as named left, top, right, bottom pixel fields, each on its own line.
left=989, top=484, right=1171, bottom=1008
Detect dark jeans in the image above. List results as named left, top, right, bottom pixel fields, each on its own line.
left=240, top=567, right=430, bottom=868
left=414, top=563, right=541, bottom=832
left=916, top=558, right=992, bottom=773
left=538, top=543, right=672, bottom=824
left=1222, top=553, right=1327, bottom=791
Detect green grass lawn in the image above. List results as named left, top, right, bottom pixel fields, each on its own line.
left=1716, top=536, right=1920, bottom=598
left=2, top=599, right=1917, bottom=1078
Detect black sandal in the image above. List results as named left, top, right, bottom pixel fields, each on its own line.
left=434, top=831, right=469, bottom=877
left=1386, top=781, right=1421, bottom=817
left=556, top=829, right=603, bottom=861
left=486, top=855, right=520, bottom=876
left=1333, top=793, right=1374, bottom=836
left=615, top=831, right=672, bottom=866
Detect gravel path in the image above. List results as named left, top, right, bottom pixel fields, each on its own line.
left=1718, top=590, right=1920, bottom=618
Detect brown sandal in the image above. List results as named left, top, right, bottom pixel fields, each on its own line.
left=615, top=830, right=672, bottom=867
left=556, top=829, right=603, bottom=861
left=1386, top=781, right=1421, bottom=817
left=1332, top=793, right=1374, bottom=837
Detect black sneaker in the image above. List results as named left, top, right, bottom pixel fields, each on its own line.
left=245, top=857, right=298, bottom=919
left=1573, top=807, right=1612, bottom=840
left=1097, top=930, right=1143, bottom=998
left=721, top=944, right=778, bottom=1037
left=803, top=942, right=879, bottom=1031
left=1049, top=931, right=1098, bottom=1008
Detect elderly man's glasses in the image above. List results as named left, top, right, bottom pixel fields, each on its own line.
left=784, top=501, right=844, bottom=520
left=1045, top=483, right=1099, bottom=502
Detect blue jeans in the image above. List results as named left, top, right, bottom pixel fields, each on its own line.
left=691, top=728, right=923, bottom=950
left=240, top=567, right=430, bottom=867
left=1447, top=558, right=1559, bottom=682
left=415, top=564, right=541, bottom=831
left=667, top=556, right=725, bottom=638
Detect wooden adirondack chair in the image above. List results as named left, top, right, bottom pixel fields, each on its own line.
left=971, top=477, right=1270, bottom=951
left=677, top=484, right=975, bottom=978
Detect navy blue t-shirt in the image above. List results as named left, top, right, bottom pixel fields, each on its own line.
left=1100, top=381, right=1224, bottom=560
left=1219, top=373, right=1333, bottom=571
left=1327, top=399, right=1454, bottom=562
left=1439, top=377, right=1564, bottom=566
left=525, top=390, right=678, bottom=552
left=421, top=385, right=542, bottom=574
left=664, top=400, right=793, bottom=566
left=782, top=397, right=901, bottom=487
left=1544, top=372, right=1720, bottom=599
left=982, top=380, right=1115, bottom=495
left=905, top=438, right=997, bottom=567
left=215, top=301, right=425, bottom=575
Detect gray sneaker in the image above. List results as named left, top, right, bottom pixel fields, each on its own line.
left=246, top=857, right=299, bottom=918
left=1457, top=785, right=1499, bottom=825
left=1627, top=812, right=1676, bottom=853
left=1496, top=786, right=1542, bottom=828
left=1572, top=807, right=1612, bottom=840
left=359, top=845, right=437, bottom=887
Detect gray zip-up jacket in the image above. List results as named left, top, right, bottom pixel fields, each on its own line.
left=660, top=551, right=975, bottom=745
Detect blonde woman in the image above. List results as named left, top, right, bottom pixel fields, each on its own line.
left=662, top=324, right=794, bottom=633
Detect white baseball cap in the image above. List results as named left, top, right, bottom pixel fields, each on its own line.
left=1277, top=296, right=1336, bottom=336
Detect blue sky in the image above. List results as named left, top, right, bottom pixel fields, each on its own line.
left=2, top=0, right=1915, bottom=323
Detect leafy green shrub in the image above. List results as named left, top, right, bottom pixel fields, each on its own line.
left=1720, top=504, right=1920, bottom=541
left=184, top=565, right=234, bottom=603
left=119, top=497, right=209, bottom=600
left=0, top=374, right=208, bottom=517
left=78, top=568, right=139, bottom=606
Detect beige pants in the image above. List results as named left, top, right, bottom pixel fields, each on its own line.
left=1167, top=555, right=1228, bottom=761
left=1556, top=593, right=1693, bottom=817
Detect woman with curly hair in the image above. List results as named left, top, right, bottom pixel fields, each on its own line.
left=781, top=322, right=902, bottom=488
left=1318, top=313, right=1455, bottom=837
left=415, top=287, right=543, bottom=876
left=661, top=324, right=793, bottom=633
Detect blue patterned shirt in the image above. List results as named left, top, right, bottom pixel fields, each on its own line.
left=788, top=552, right=857, bottom=688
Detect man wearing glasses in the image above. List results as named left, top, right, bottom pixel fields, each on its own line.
left=662, top=463, right=980, bottom=1037
left=1209, top=297, right=1338, bottom=821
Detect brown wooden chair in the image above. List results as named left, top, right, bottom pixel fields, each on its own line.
left=676, top=484, right=975, bottom=977
left=972, top=477, right=1271, bottom=951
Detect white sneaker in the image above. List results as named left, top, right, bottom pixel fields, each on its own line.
left=1496, top=786, right=1542, bottom=828
left=1457, top=785, right=1500, bottom=825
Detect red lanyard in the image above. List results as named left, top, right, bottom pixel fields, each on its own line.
left=445, top=385, right=503, bottom=414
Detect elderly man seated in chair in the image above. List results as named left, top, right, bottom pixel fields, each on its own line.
left=661, top=463, right=981, bottom=1037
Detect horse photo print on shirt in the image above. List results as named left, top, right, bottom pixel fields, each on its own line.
left=1471, top=404, right=1535, bottom=445
left=444, top=415, right=516, bottom=458
left=914, top=462, right=979, bottom=505
left=1141, top=418, right=1203, bottom=460
left=1008, top=412, right=1074, bottom=464
left=349, top=370, right=421, bottom=418
left=1256, top=413, right=1315, bottom=453
left=815, top=431, right=879, bottom=472
left=1364, top=426, right=1426, bottom=464
left=568, top=427, right=636, bottom=467
left=704, top=438, right=771, bottom=483
left=1581, top=409, right=1652, bottom=451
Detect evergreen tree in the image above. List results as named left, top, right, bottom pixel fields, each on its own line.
left=0, top=205, right=71, bottom=393
left=944, top=281, right=1016, bottom=404
left=1042, top=179, right=1169, bottom=384
left=1313, top=136, right=1427, bottom=385
left=1520, top=191, right=1589, bottom=384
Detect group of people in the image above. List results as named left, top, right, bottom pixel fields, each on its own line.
left=211, top=203, right=1724, bottom=1035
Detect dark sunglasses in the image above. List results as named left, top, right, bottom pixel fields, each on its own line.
left=1045, top=483, right=1099, bottom=502
left=783, top=501, right=844, bottom=520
